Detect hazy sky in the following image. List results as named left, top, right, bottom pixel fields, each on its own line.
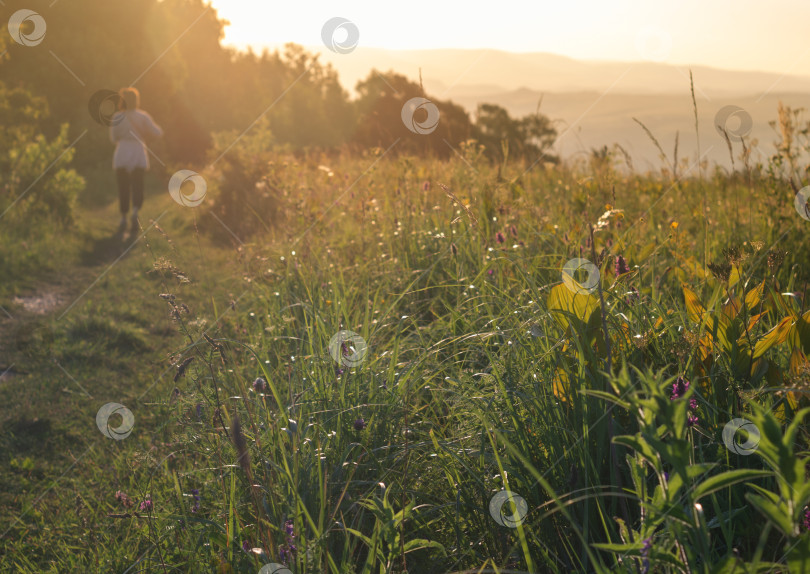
left=209, top=0, right=810, bottom=76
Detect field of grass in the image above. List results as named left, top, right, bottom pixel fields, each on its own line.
left=2, top=138, right=810, bottom=573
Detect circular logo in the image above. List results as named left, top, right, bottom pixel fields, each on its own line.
left=328, top=330, right=367, bottom=368
left=88, top=89, right=125, bottom=127
left=634, top=26, right=672, bottom=62
left=96, top=402, right=135, bottom=440
left=488, top=490, right=528, bottom=528
left=561, top=258, right=600, bottom=295
left=401, top=97, right=440, bottom=135
left=258, top=564, right=293, bottom=574
left=8, top=9, right=46, bottom=46
left=794, top=186, right=810, bottom=222
left=722, top=417, right=761, bottom=455
left=168, top=170, right=207, bottom=207
left=714, top=105, right=753, bottom=142
left=321, top=17, right=359, bottom=54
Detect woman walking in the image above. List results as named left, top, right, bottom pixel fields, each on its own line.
left=110, top=87, right=163, bottom=235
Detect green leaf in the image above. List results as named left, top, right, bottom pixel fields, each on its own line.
left=709, top=555, right=745, bottom=574
left=746, top=492, right=793, bottom=536
left=591, top=542, right=636, bottom=552
left=787, top=535, right=810, bottom=573
left=613, top=435, right=661, bottom=472
left=692, top=469, right=771, bottom=500
left=579, top=389, right=631, bottom=410
left=683, top=286, right=705, bottom=323
left=345, top=527, right=375, bottom=548
left=753, top=316, right=793, bottom=359
left=402, top=538, right=446, bottom=555
left=789, top=310, right=810, bottom=355
left=548, top=283, right=599, bottom=332
left=729, top=265, right=741, bottom=288
left=685, top=463, right=716, bottom=480
left=744, top=280, right=766, bottom=310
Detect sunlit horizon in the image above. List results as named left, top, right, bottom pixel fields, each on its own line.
left=210, top=0, right=810, bottom=77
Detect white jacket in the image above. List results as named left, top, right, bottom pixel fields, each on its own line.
left=109, top=109, right=163, bottom=171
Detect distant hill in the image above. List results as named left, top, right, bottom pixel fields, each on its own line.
left=306, top=47, right=810, bottom=168
left=447, top=89, right=809, bottom=171
left=314, top=47, right=810, bottom=97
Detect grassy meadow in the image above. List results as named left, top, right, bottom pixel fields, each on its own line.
left=2, top=120, right=810, bottom=573
left=1, top=3, right=810, bottom=570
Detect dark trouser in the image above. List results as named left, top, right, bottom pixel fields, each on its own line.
left=116, top=168, right=144, bottom=214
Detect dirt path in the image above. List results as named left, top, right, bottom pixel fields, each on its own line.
left=0, top=211, right=129, bottom=373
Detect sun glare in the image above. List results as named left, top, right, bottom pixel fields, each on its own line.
left=210, top=0, right=810, bottom=76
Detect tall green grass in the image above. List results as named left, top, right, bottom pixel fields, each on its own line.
left=3, top=120, right=810, bottom=572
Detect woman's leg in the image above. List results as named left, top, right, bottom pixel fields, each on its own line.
left=116, top=168, right=131, bottom=214
left=129, top=168, right=144, bottom=233
left=116, top=168, right=130, bottom=233
left=131, top=168, right=145, bottom=211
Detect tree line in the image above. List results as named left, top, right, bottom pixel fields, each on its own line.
left=0, top=0, right=557, bottom=171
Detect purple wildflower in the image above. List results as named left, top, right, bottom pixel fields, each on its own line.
left=803, top=507, right=810, bottom=530
left=190, top=488, right=200, bottom=513
left=341, top=340, right=352, bottom=358
left=279, top=519, right=297, bottom=565
left=422, top=181, right=430, bottom=191
left=252, top=377, right=268, bottom=393
left=487, top=269, right=495, bottom=276
left=670, top=376, right=690, bottom=400
left=671, top=376, right=699, bottom=426
left=495, top=231, right=505, bottom=244
left=615, top=255, right=630, bottom=276
left=115, top=490, right=133, bottom=509
left=242, top=540, right=251, bottom=553
left=641, top=537, right=652, bottom=573
left=139, top=497, right=153, bottom=512
left=354, top=418, right=366, bottom=431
